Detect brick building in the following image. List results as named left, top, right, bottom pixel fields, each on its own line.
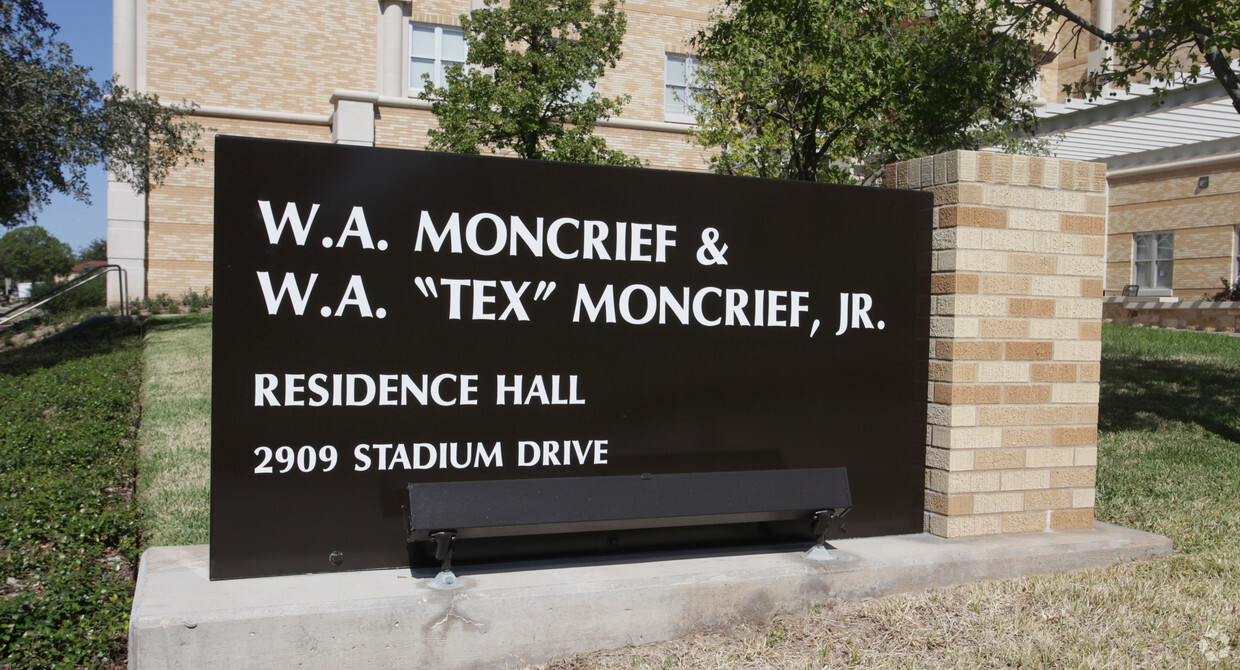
left=1024, top=0, right=1240, bottom=299
left=1026, top=78, right=1240, bottom=299
left=112, top=0, right=1236, bottom=302
left=107, top=0, right=717, bottom=302
left=110, top=0, right=1144, bottom=541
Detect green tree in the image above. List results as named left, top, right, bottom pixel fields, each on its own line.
left=0, top=0, right=202, bottom=227
left=76, top=237, right=106, bottom=263
left=421, top=0, right=642, bottom=166
left=0, top=225, right=73, bottom=283
left=690, top=0, right=1045, bottom=183
left=1003, top=0, right=1240, bottom=115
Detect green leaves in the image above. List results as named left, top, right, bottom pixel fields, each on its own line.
left=0, top=224, right=72, bottom=283
left=422, top=0, right=642, bottom=166
left=102, top=83, right=204, bottom=199
left=0, top=0, right=99, bottom=225
left=691, top=0, right=1043, bottom=183
left=1000, top=0, right=1240, bottom=115
left=0, top=0, right=202, bottom=227
left=0, top=320, right=143, bottom=668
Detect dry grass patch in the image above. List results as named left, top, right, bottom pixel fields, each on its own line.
left=137, top=314, right=212, bottom=547
left=547, top=557, right=1238, bottom=669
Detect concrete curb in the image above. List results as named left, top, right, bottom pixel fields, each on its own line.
left=129, top=522, right=1171, bottom=669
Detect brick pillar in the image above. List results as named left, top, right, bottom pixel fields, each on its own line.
left=886, top=151, right=1107, bottom=538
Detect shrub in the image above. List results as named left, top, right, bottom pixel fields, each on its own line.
left=129, top=293, right=180, bottom=315
left=31, top=276, right=107, bottom=314
left=0, top=321, right=143, bottom=667
left=180, top=287, right=212, bottom=313
left=149, top=293, right=177, bottom=314
left=1203, top=277, right=1240, bottom=302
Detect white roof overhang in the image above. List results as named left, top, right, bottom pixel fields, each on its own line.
left=1030, top=75, right=1240, bottom=170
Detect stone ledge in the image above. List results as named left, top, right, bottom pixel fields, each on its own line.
left=1103, top=297, right=1240, bottom=332
left=130, top=523, right=1171, bottom=669
left=1104, top=296, right=1240, bottom=309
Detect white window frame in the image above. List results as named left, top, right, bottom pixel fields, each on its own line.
left=409, top=23, right=467, bottom=92
left=1133, top=231, right=1174, bottom=290
left=665, top=54, right=705, bottom=124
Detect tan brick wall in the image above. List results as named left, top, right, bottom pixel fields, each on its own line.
left=887, top=151, right=1104, bottom=538
left=147, top=0, right=375, bottom=116
left=145, top=117, right=332, bottom=297
left=1030, top=0, right=1092, bottom=104
left=1107, top=159, right=1240, bottom=296
left=375, top=106, right=437, bottom=150
left=138, top=0, right=715, bottom=299
left=596, top=126, right=707, bottom=172
left=604, top=5, right=707, bottom=123
left=146, top=0, right=709, bottom=125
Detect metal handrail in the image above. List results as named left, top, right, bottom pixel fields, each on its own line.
left=0, top=265, right=129, bottom=328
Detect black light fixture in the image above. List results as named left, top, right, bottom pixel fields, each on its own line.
left=1198, top=176, right=1210, bottom=189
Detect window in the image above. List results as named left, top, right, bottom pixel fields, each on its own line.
left=665, top=54, right=706, bottom=123
left=569, top=78, right=598, bottom=104
left=410, top=23, right=466, bottom=91
left=550, top=39, right=597, bottom=104
left=1133, top=232, right=1173, bottom=289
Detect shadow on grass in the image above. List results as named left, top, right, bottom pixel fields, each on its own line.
left=1100, top=353, right=1240, bottom=445
left=0, top=318, right=143, bottom=376
left=143, top=313, right=212, bottom=334
left=0, top=314, right=211, bottom=377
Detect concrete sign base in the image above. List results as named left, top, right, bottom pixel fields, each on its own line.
left=129, top=523, right=1170, bottom=669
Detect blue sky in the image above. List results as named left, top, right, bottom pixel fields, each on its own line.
left=32, top=1, right=113, bottom=255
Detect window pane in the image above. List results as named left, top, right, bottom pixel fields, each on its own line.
left=684, top=57, right=701, bottom=87
left=1134, top=235, right=1151, bottom=260
left=411, top=25, right=436, bottom=58
left=1135, top=260, right=1152, bottom=287
left=666, top=56, right=687, bottom=87
left=665, top=87, right=686, bottom=115
left=410, top=59, right=435, bottom=87
left=441, top=29, right=466, bottom=62
left=1156, top=261, right=1173, bottom=288
left=682, top=87, right=698, bottom=111
left=1156, top=233, right=1174, bottom=260
left=575, top=79, right=597, bottom=102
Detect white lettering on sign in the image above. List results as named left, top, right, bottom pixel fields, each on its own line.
left=495, top=375, right=585, bottom=405
left=251, top=440, right=611, bottom=473
left=244, top=191, right=897, bottom=479
left=254, top=372, right=482, bottom=407
left=835, top=292, right=886, bottom=336
left=415, top=210, right=676, bottom=263
left=572, top=283, right=810, bottom=328
left=353, top=442, right=504, bottom=471
left=517, top=440, right=609, bottom=466
left=256, top=272, right=318, bottom=315
left=258, top=201, right=320, bottom=246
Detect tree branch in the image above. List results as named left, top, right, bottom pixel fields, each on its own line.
left=1022, top=0, right=1200, bottom=44
left=1193, top=34, right=1240, bottom=115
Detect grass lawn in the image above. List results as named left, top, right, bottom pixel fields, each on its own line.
left=135, top=314, right=211, bottom=547
left=4, top=315, right=1238, bottom=667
